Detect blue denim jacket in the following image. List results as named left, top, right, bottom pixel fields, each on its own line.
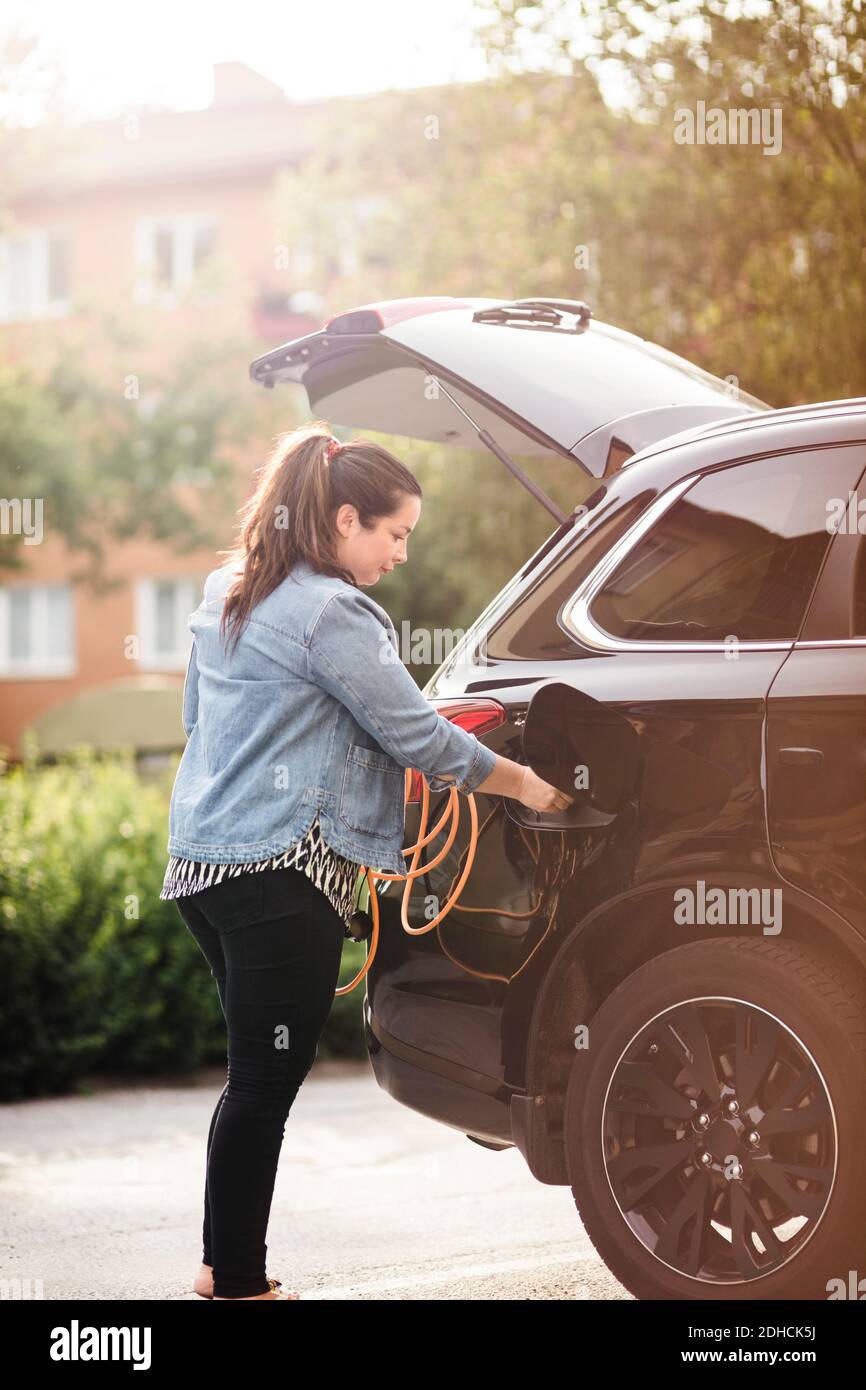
left=166, top=557, right=497, bottom=872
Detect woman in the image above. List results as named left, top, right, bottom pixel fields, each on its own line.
left=162, top=420, right=573, bottom=1301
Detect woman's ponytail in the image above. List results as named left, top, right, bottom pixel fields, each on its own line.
left=218, top=420, right=420, bottom=655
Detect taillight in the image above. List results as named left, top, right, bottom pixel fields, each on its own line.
left=405, top=698, right=506, bottom=802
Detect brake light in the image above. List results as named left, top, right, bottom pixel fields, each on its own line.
left=406, top=698, right=506, bottom=803
left=324, top=297, right=475, bottom=335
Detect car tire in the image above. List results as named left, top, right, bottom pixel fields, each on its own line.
left=564, top=936, right=866, bottom=1300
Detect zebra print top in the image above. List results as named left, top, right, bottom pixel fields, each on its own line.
left=159, top=813, right=361, bottom=938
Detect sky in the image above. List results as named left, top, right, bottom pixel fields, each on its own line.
left=4, top=0, right=498, bottom=123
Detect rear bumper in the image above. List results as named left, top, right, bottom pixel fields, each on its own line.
left=364, top=1001, right=570, bottom=1184
left=364, top=998, right=514, bottom=1146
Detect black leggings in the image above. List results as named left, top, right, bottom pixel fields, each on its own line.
left=176, top=866, right=345, bottom=1298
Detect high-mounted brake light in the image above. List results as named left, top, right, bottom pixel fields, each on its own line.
left=324, top=297, right=475, bottom=335
left=406, top=698, right=506, bottom=803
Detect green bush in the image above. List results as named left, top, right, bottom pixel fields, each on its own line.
left=0, top=745, right=368, bottom=1100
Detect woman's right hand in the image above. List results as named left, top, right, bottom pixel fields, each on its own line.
left=516, top=766, right=575, bottom=813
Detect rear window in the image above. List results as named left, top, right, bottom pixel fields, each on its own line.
left=484, top=493, right=653, bottom=659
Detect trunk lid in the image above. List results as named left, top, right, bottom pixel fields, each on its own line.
left=249, top=296, right=769, bottom=482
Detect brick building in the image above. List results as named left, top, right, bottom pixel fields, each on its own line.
left=0, top=61, right=379, bottom=763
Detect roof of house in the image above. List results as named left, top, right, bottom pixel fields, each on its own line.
left=10, top=61, right=455, bottom=199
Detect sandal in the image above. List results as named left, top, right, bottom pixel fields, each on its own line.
left=195, top=1277, right=298, bottom=1300
left=272, top=1284, right=301, bottom=1300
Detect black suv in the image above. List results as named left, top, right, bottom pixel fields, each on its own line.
left=251, top=298, right=866, bottom=1301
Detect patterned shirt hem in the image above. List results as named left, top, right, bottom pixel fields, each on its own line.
left=160, top=814, right=361, bottom=937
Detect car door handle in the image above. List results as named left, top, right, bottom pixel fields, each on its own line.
left=778, top=747, right=824, bottom=766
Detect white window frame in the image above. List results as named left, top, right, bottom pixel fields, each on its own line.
left=0, top=582, right=76, bottom=678
left=134, top=576, right=202, bottom=671
left=0, top=227, right=71, bottom=322
left=335, top=194, right=391, bottom=278
left=291, top=194, right=393, bottom=284
left=133, top=214, right=218, bottom=306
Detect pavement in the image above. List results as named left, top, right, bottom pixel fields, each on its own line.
left=0, top=1059, right=631, bottom=1301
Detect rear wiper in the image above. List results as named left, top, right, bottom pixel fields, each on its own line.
left=472, top=299, right=593, bottom=332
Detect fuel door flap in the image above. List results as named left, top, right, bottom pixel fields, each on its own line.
left=506, top=680, right=640, bottom=830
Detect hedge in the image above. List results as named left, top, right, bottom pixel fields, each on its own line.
left=0, top=743, right=369, bottom=1101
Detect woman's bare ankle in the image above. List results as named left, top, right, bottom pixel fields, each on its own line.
left=213, top=1289, right=275, bottom=1300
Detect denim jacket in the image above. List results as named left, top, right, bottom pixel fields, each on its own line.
left=166, top=557, right=497, bottom=873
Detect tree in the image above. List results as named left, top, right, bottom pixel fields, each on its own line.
left=473, top=0, right=866, bottom=403
left=0, top=310, right=259, bottom=584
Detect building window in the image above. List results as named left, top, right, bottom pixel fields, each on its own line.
left=288, top=195, right=392, bottom=287
left=0, top=229, right=70, bottom=321
left=134, top=576, right=201, bottom=670
left=133, top=215, right=218, bottom=304
left=0, top=582, right=75, bottom=677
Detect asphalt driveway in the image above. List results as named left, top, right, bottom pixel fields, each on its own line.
left=0, top=1060, right=630, bottom=1300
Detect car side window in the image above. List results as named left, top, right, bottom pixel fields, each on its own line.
left=484, top=493, right=653, bottom=659
left=588, top=450, right=861, bottom=644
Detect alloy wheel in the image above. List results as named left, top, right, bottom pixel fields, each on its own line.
left=601, top=997, right=837, bottom=1284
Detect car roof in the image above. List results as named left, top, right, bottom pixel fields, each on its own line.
left=625, top=396, right=866, bottom=470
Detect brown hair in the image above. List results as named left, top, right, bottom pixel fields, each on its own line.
left=218, top=419, right=422, bottom=654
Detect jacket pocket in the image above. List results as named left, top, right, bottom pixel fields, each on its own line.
left=338, top=742, right=405, bottom=837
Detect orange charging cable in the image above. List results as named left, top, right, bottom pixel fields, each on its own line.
left=335, top=768, right=479, bottom=996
